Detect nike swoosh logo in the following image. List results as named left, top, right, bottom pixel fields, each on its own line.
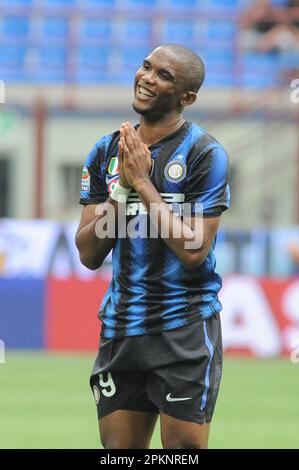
left=166, top=393, right=192, bottom=402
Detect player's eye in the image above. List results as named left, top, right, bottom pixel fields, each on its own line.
left=159, top=71, right=171, bottom=81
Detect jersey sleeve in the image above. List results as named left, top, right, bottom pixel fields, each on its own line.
left=184, top=144, right=230, bottom=217
left=79, top=141, right=108, bottom=205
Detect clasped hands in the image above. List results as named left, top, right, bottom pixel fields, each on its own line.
left=118, top=122, right=152, bottom=190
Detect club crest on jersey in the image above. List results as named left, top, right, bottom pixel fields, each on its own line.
left=107, top=156, right=119, bottom=175
left=164, top=160, right=187, bottom=183
left=81, top=166, right=90, bottom=191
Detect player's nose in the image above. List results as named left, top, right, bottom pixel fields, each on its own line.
left=143, top=70, right=156, bottom=85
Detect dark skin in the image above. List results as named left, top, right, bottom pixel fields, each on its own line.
left=76, top=46, right=220, bottom=448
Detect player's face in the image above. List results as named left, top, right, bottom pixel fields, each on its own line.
left=132, top=47, right=187, bottom=119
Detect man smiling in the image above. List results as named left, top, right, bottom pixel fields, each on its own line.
left=76, top=44, right=230, bottom=449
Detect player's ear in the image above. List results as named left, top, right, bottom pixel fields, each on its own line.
left=180, top=91, right=197, bottom=108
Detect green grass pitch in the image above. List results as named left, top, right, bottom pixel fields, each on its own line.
left=0, top=352, right=298, bottom=449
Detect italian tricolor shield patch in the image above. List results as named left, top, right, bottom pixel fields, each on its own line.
left=107, top=157, right=119, bottom=175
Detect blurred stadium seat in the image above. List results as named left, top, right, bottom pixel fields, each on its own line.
left=168, top=0, right=198, bottom=7
left=75, top=46, right=110, bottom=82
left=126, top=0, right=157, bottom=6
left=207, top=20, right=237, bottom=40
left=123, top=19, right=152, bottom=43
left=240, top=52, right=280, bottom=88
left=41, top=16, right=69, bottom=40
left=0, top=45, right=28, bottom=81
left=270, top=0, right=288, bottom=5
left=1, top=0, right=34, bottom=5
left=120, top=47, right=149, bottom=74
left=205, top=0, right=244, bottom=7
left=203, top=49, right=235, bottom=87
left=79, top=17, right=112, bottom=41
left=35, top=47, right=68, bottom=82
left=161, top=19, right=196, bottom=44
left=82, top=0, right=117, bottom=7
left=44, top=0, right=76, bottom=7
left=2, top=15, right=30, bottom=39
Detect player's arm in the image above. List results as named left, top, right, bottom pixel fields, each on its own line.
left=76, top=132, right=129, bottom=270
left=131, top=178, right=220, bottom=270
left=75, top=199, right=118, bottom=270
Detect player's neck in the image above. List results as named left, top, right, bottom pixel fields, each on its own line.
left=137, top=114, right=185, bottom=147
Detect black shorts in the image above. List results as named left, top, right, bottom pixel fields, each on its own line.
left=89, top=313, right=222, bottom=425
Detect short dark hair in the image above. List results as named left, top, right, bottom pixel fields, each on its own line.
left=161, top=44, right=205, bottom=93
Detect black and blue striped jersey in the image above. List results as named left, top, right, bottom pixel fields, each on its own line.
left=79, top=121, right=230, bottom=339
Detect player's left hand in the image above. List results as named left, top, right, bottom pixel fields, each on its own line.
left=120, top=122, right=152, bottom=189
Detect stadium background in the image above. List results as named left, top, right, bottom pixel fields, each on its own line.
left=0, top=0, right=299, bottom=449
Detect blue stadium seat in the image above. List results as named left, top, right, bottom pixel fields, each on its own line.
left=2, top=15, right=30, bottom=38
left=123, top=19, right=152, bottom=42
left=41, top=17, right=69, bottom=40
left=0, top=46, right=27, bottom=67
left=168, top=0, right=198, bottom=7
left=126, top=0, right=157, bottom=6
left=240, top=53, right=280, bottom=88
left=121, top=48, right=150, bottom=69
left=75, top=47, right=109, bottom=82
left=278, top=52, right=299, bottom=69
left=77, top=47, right=109, bottom=68
left=201, top=49, right=235, bottom=67
left=117, top=47, right=149, bottom=83
left=43, top=0, right=76, bottom=7
left=241, top=52, right=280, bottom=70
left=202, top=48, right=235, bottom=87
left=242, top=72, right=278, bottom=88
left=38, top=47, right=67, bottom=67
left=80, top=18, right=112, bottom=40
left=270, top=0, right=288, bottom=5
left=205, top=71, right=234, bottom=87
left=0, top=46, right=28, bottom=81
left=83, top=0, right=117, bottom=7
left=115, top=47, right=149, bottom=84
left=1, top=0, right=33, bottom=5
left=207, top=20, right=237, bottom=40
left=205, top=0, right=241, bottom=7
left=161, top=19, right=195, bottom=44
left=35, top=47, right=68, bottom=82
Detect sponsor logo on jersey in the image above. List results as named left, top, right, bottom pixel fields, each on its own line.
left=165, top=160, right=187, bottom=183
left=126, top=192, right=185, bottom=216
left=107, top=156, right=119, bottom=175
left=81, top=166, right=90, bottom=191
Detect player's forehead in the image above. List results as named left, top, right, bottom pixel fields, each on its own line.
left=144, top=47, right=185, bottom=76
